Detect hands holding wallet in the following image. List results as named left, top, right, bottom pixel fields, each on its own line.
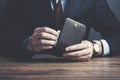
left=26, top=18, right=102, bottom=61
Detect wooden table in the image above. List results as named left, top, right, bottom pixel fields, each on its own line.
left=0, top=54, right=119, bottom=80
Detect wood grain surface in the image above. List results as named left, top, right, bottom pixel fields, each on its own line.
left=0, top=54, right=119, bottom=80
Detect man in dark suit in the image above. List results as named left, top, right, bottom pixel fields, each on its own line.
left=1, top=0, right=120, bottom=61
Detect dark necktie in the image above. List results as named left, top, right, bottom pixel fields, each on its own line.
left=55, top=0, right=64, bottom=27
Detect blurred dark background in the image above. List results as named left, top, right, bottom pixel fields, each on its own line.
left=0, top=0, right=8, bottom=22
left=0, top=0, right=120, bottom=39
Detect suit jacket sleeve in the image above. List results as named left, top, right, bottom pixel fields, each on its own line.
left=93, top=0, right=120, bottom=56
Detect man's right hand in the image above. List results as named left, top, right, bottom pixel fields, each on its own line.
left=26, top=27, right=59, bottom=52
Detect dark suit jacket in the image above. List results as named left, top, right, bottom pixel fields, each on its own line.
left=1, top=0, right=120, bottom=58
left=0, top=0, right=8, bottom=37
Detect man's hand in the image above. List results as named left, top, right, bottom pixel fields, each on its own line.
left=26, top=27, right=59, bottom=52
left=63, top=40, right=102, bottom=62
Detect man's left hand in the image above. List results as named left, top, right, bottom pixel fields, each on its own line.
left=63, top=40, right=102, bottom=62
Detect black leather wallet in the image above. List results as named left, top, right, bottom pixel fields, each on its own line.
left=52, top=18, right=86, bottom=57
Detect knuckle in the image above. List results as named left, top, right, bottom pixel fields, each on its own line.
left=39, top=40, right=43, bottom=44
left=39, top=33, right=46, bottom=38
left=40, top=32, right=44, bottom=37
left=43, top=27, right=49, bottom=31
left=50, top=41, right=56, bottom=45
left=35, top=28, right=38, bottom=31
left=35, top=27, right=40, bottom=32
left=34, top=28, right=38, bottom=32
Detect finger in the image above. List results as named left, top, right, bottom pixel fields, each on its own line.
left=31, top=34, right=56, bottom=48
left=63, top=48, right=90, bottom=57
left=32, top=32, right=57, bottom=41
left=65, top=42, right=88, bottom=52
left=71, top=54, right=91, bottom=62
left=34, top=27, right=58, bottom=36
left=38, top=39, right=56, bottom=46
left=33, top=45, right=53, bottom=52
left=38, top=32, right=57, bottom=41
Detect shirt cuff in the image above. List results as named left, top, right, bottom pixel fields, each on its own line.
left=100, top=39, right=110, bottom=56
